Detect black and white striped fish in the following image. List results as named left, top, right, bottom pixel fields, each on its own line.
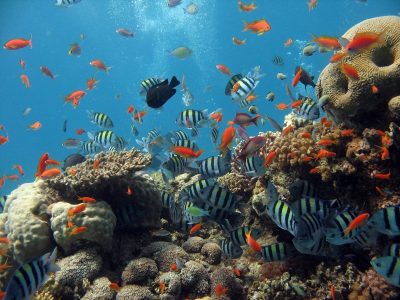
left=225, top=74, right=244, bottom=96
left=174, top=139, right=199, bottom=151
left=325, top=210, right=361, bottom=245
left=289, top=180, right=317, bottom=201
left=87, top=111, right=114, bottom=128
left=293, top=96, right=320, bottom=120
left=384, top=243, right=400, bottom=257
left=244, top=155, right=265, bottom=177
left=195, top=150, right=231, bottom=178
left=55, top=0, right=82, bottom=6
left=272, top=55, right=284, bottom=66
left=176, top=109, right=209, bottom=128
left=293, top=234, right=330, bottom=256
left=88, top=130, right=118, bottom=147
left=161, top=154, right=189, bottom=182
left=81, top=140, right=102, bottom=154
left=291, top=197, right=336, bottom=220
left=295, top=213, right=324, bottom=246
left=185, top=178, right=216, bottom=200
left=5, top=248, right=59, bottom=299
left=369, top=206, right=400, bottom=237
left=161, top=191, right=174, bottom=208
left=352, top=227, right=378, bottom=248
left=140, top=77, right=162, bottom=95
left=370, top=256, right=400, bottom=288
left=265, top=199, right=297, bottom=236
left=231, top=76, right=259, bottom=103
left=211, top=127, right=219, bottom=144
left=261, top=242, right=296, bottom=262
left=219, top=239, right=243, bottom=258
left=229, top=226, right=262, bottom=246
left=170, top=130, right=189, bottom=142
left=202, top=184, right=239, bottom=212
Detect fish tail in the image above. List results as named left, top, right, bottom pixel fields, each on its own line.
left=253, top=115, right=260, bottom=126
left=242, top=20, right=248, bottom=31
left=28, top=33, right=32, bottom=48
left=194, top=150, right=204, bottom=158
left=106, top=66, right=112, bottom=73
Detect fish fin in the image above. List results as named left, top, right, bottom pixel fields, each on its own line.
left=242, top=20, right=248, bottom=31
left=29, top=33, right=33, bottom=48
left=169, top=76, right=180, bottom=88
left=87, top=131, right=94, bottom=140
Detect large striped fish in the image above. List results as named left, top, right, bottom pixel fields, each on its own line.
left=368, top=206, right=400, bottom=237
left=265, top=199, right=297, bottom=236
left=87, top=111, right=114, bottom=128
left=176, top=109, right=209, bottom=129
left=261, top=242, right=296, bottom=262
left=230, top=66, right=264, bottom=103
left=195, top=150, right=231, bottom=178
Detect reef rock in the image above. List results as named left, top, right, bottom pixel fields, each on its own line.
left=316, top=16, right=400, bottom=129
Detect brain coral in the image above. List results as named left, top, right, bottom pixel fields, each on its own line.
left=316, top=16, right=400, bottom=129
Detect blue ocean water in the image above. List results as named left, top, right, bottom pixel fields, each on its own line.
left=0, top=0, right=399, bottom=196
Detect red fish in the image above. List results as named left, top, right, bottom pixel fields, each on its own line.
left=245, top=230, right=261, bottom=252
left=68, top=204, right=87, bottom=217
left=78, top=196, right=96, bottom=203
left=0, top=237, right=10, bottom=244
left=0, top=177, right=5, bottom=189
left=12, top=164, right=25, bottom=176
left=284, top=38, right=293, bottom=47
left=70, top=226, right=88, bottom=236
left=35, top=152, right=49, bottom=178
left=233, top=268, right=241, bottom=277
left=301, top=132, right=312, bottom=139
left=109, top=282, right=120, bottom=292
left=90, top=59, right=111, bottom=72
left=343, top=213, right=370, bottom=236
left=276, top=103, right=289, bottom=110
left=40, top=66, right=56, bottom=79
left=238, top=0, right=257, bottom=12
left=303, top=156, right=313, bottom=162
left=45, top=159, right=60, bottom=166
left=309, top=167, right=320, bottom=174
left=215, top=283, right=228, bottom=297
left=373, top=172, right=390, bottom=180
left=133, top=111, right=147, bottom=122
left=341, top=63, right=359, bottom=80
left=210, top=111, right=223, bottom=123
left=0, top=135, right=8, bottom=145
left=127, top=105, right=135, bottom=114
left=6, top=175, right=19, bottom=181
left=312, top=35, right=341, bottom=50
left=20, top=74, right=30, bottom=88
left=345, top=31, right=383, bottom=52
left=264, top=151, right=277, bottom=166
left=86, top=77, right=98, bottom=90
left=127, top=186, right=133, bottom=196
left=231, top=82, right=240, bottom=94
left=65, top=90, right=86, bottom=103
left=40, top=168, right=61, bottom=178
left=216, top=64, right=231, bottom=76
left=93, top=159, right=100, bottom=169
left=76, top=128, right=86, bottom=135
left=371, top=84, right=379, bottom=94
left=292, top=68, right=302, bottom=87
left=330, top=52, right=347, bottom=63
left=19, top=58, right=26, bottom=69
left=282, top=125, right=294, bottom=136
left=3, top=35, right=32, bottom=50
left=232, top=36, right=246, bottom=45
left=291, top=100, right=303, bottom=109
left=316, top=150, right=336, bottom=159
left=29, top=121, right=42, bottom=130
left=330, top=285, right=335, bottom=300
left=170, top=263, right=177, bottom=271
left=317, top=139, right=336, bottom=146
left=243, top=19, right=271, bottom=35
left=189, top=223, right=202, bottom=235
left=219, top=125, right=235, bottom=156
left=171, top=146, right=203, bottom=158
left=159, top=281, right=166, bottom=294
left=376, top=146, right=389, bottom=160
left=340, top=129, right=354, bottom=137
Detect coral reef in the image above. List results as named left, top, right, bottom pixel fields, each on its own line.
left=201, top=242, right=222, bottom=265
left=50, top=201, right=116, bottom=253
left=81, top=277, right=116, bottom=300
left=181, top=261, right=210, bottom=298
left=182, top=236, right=207, bottom=253
left=121, top=257, right=158, bottom=285
left=210, top=267, right=244, bottom=300
left=116, top=285, right=155, bottom=300
left=141, top=242, right=190, bottom=272
left=316, top=16, right=400, bottom=129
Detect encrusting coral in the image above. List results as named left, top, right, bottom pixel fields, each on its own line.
left=316, top=16, right=400, bottom=129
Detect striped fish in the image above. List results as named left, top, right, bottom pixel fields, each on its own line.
left=176, top=109, right=209, bottom=128
left=196, top=150, right=231, bottom=178
left=81, top=140, right=102, bottom=154
left=225, top=74, right=244, bottom=96
left=229, top=226, right=262, bottom=246
left=218, top=218, right=236, bottom=233
left=130, top=122, right=139, bottom=136
left=174, top=139, right=198, bottom=151
left=89, top=130, right=118, bottom=147
left=185, top=178, right=216, bottom=200
left=272, top=55, right=284, bottom=66
left=295, top=213, right=324, bottom=247
left=261, top=242, right=296, bottom=262
left=87, top=111, right=114, bottom=128
left=368, top=206, right=400, bottom=236
left=384, top=244, right=400, bottom=257
left=55, top=0, right=81, bottom=7
left=0, top=195, right=7, bottom=213
left=244, top=155, right=265, bottom=177
left=198, top=202, right=234, bottom=223
left=211, top=127, right=219, bottom=144
left=161, top=154, right=188, bottom=182
left=290, top=197, right=336, bottom=220
left=219, top=239, right=243, bottom=258
left=293, top=234, right=329, bottom=256
left=161, top=191, right=174, bottom=208
left=140, top=77, right=162, bottom=95
left=203, top=184, right=239, bottom=212
left=266, top=199, right=297, bottom=236
left=171, top=130, right=189, bottom=142
left=293, top=96, right=320, bottom=120
left=371, top=256, right=400, bottom=287
left=289, top=180, right=317, bottom=201
left=352, top=227, right=378, bottom=248
left=231, top=76, right=259, bottom=103
left=5, top=248, right=59, bottom=299
left=191, top=127, right=199, bottom=137
left=146, top=129, right=161, bottom=143
left=111, top=136, right=128, bottom=151
left=169, top=200, right=182, bottom=225
left=325, top=210, right=360, bottom=245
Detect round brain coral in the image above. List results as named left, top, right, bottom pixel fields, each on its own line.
left=316, top=16, right=400, bottom=129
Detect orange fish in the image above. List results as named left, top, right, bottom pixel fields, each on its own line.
left=330, top=52, right=347, bottom=63
left=0, top=248, right=8, bottom=257
left=303, top=156, right=313, bottom=162
left=218, top=125, right=235, bottom=156
left=284, top=38, right=293, bottom=47
left=0, top=291, right=6, bottom=300
left=76, top=128, right=86, bottom=135
left=211, top=111, right=223, bottom=123
left=375, top=186, right=385, bottom=197
left=317, top=139, right=336, bottom=146
left=159, top=281, right=166, bottom=294
left=109, top=282, right=121, bottom=292
left=86, top=77, right=98, bottom=90
left=78, top=196, right=96, bottom=203
left=170, top=263, right=177, bottom=271
left=233, top=268, right=241, bottom=277
left=45, top=159, right=61, bottom=166
left=231, top=82, right=240, bottom=94
left=127, top=186, right=133, bottom=196
left=341, top=63, right=359, bottom=80
left=371, top=84, right=379, bottom=94
left=282, top=125, right=294, bottom=136
left=291, top=100, right=303, bottom=109
left=133, top=111, right=147, bottom=122
left=243, top=19, right=271, bottom=35
left=330, top=285, right=335, bottom=300
left=90, top=59, right=111, bottom=72
left=374, top=129, right=385, bottom=136
left=246, top=93, right=257, bottom=102
left=20, top=74, right=30, bottom=88
left=301, top=132, right=312, bottom=139
left=172, top=146, right=203, bottom=158
left=189, top=223, right=202, bottom=235
left=238, top=0, right=256, bottom=12
left=345, top=31, right=383, bottom=52
left=0, top=238, right=10, bottom=244
left=127, top=105, right=135, bottom=114
left=381, top=134, right=392, bottom=148
left=68, top=168, right=77, bottom=176
left=93, top=159, right=100, bottom=169
left=292, top=69, right=302, bottom=87
left=309, top=167, right=320, bottom=174
left=40, top=168, right=61, bottom=178
left=0, top=263, right=12, bottom=272
left=308, top=0, right=318, bottom=11
left=232, top=36, right=246, bottom=45
left=0, top=135, right=8, bottom=145
left=373, top=172, right=390, bottom=180
left=312, top=35, right=341, bottom=50
left=215, top=283, right=228, bottom=297
left=276, top=103, right=288, bottom=110
left=40, top=66, right=56, bottom=79
left=65, top=90, right=86, bottom=103
left=216, top=64, right=231, bottom=76
left=12, top=164, right=24, bottom=176
left=29, top=121, right=42, bottom=130
left=376, top=146, right=390, bottom=160
left=68, top=204, right=87, bottom=217
left=19, top=58, right=26, bottom=69
left=3, top=35, right=32, bottom=50
left=264, top=151, right=277, bottom=166
left=245, top=230, right=261, bottom=252
left=316, top=149, right=336, bottom=159
left=35, top=152, right=49, bottom=177
left=343, top=213, right=370, bottom=236
left=67, top=221, right=74, bottom=228
left=340, top=129, right=354, bottom=137
left=6, top=175, right=19, bottom=181
left=0, top=177, right=5, bottom=189
left=70, top=226, right=88, bottom=236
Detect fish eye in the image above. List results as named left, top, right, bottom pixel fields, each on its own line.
left=376, top=262, right=381, bottom=267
